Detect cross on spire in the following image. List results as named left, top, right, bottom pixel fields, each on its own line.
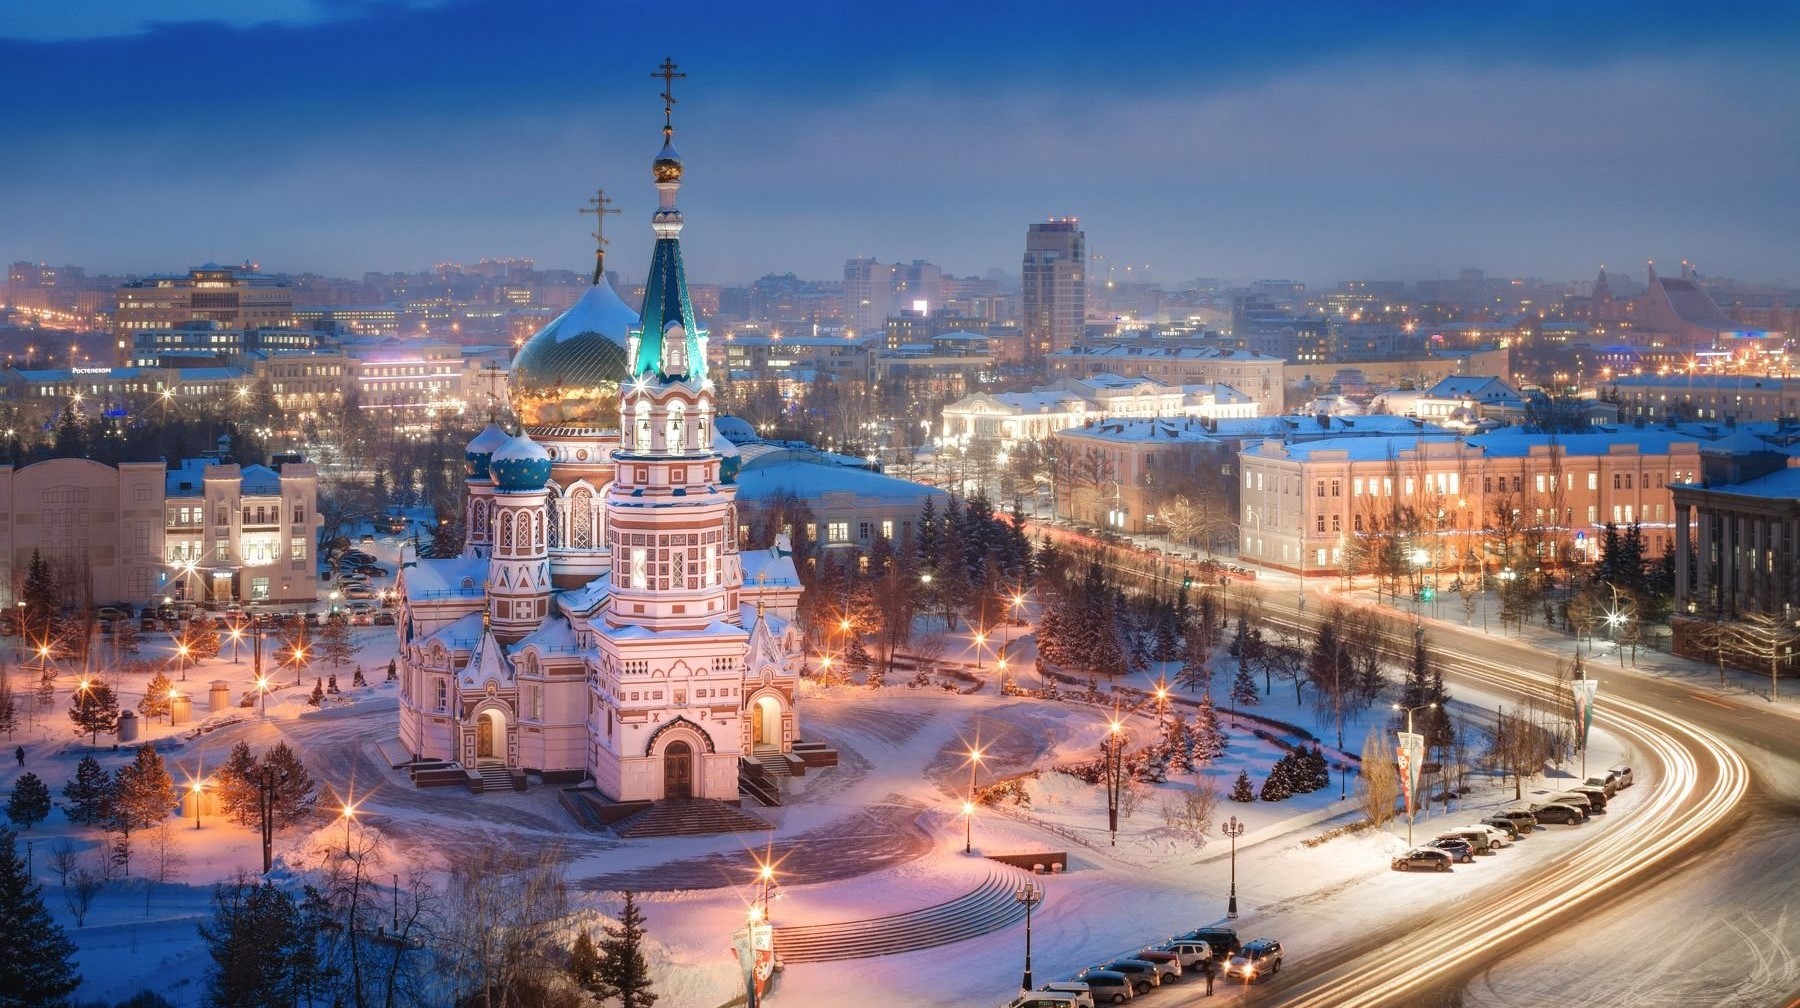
left=652, top=57, right=685, bottom=138
left=578, top=188, right=621, bottom=285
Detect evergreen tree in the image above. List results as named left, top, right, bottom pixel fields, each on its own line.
left=21, top=550, right=59, bottom=648
left=199, top=878, right=307, bottom=1008
left=6, top=772, right=51, bottom=829
left=307, top=679, right=324, bottom=706
left=0, top=826, right=81, bottom=1006
left=214, top=741, right=263, bottom=828
left=35, top=665, right=57, bottom=710
left=53, top=404, right=87, bottom=457
left=1230, top=665, right=1260, bottom=708
left=1259, top=756, right=1294, bottom=801
left=113, top=617, right=142, bottom=658
left=111, top=742, right=175, bottom=832
left=0, top=663, right=15, bottom=739
left=261, top=741, right=317, bottom=829
left=1191, top=694, right=1227, bottom=762
left=568, top=928, right=603, bottom=993
left=68, top=680, right=120, bottom=744
left=1176, top=627, right=1212, bottom=692
left=595, top=890, right=658, bottom=1008
left=138, top=670, right=176, bottom=723
left=183, top=617, right=222, bottom=661
left=61, top=756, right=113, bottom=827
left=320, top=613, right=359, bottom=667
left=1228, top=769, right=1255, bottom=803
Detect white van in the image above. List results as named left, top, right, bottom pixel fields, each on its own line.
left=1037, top=984, right=1096, bottom=1008
left=1008, top=995, right=1082, bottom=1008
left=1436, top=827, right=1496, bottom=854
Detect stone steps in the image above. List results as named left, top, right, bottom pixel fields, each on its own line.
left=474, top=763, right=516, bottom=793
left=773, top=870, right=1034, bottom=963
left=612, top=798, right=771, bottom=838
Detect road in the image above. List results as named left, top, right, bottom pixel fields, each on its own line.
left=1133, top=575, right=1793, bottom=1007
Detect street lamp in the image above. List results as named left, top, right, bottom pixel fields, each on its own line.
left=1152, top=676, right=1171, bottom=732
left=963, top=744, right=984, bottom=853
left=191, top=778, right=206, bottom=830
left=754, top=860, right=776, bottom=927
left=1103, top=715, right=1125, bottom=846
left=228, top=620, right=244, bottom=664
left=972, top=629, right=988, bottom=671
left=339, top=800, right=358, bottom=855
left=176, top=640, right=192, bottom=681
left=255, top=676, right=271, bottom=717
left=1015, top=879, right=1043, bottom=991
left=1221, top=815, right=1246, bottom=919
left=1393, top=702, right=1437, bottom=846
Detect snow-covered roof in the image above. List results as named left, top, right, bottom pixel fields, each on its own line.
left=239, top=464, right=281, bottom=496
left=402, top=557, right=489, bottom=601
left=556, top=571, right=611, bottom=616
left=741, top=546, right=802, bottom=590
left=734, top=461, right=946, bottom=505
left=422, top=611, right=485, bottom=652
left=1048, top=344, right=1284, bottom=363
left=1467, top=428, right=1702, bottom=458
left=599, top=618, right=748, bottom=644
left=1423, top=375, right=1522, bottom=402
left=512, top=613, right=580, bottom=656
left=461, top=630, right=513, bottom=687
left=535, top=278, right=639, bottom=346
left=1703, top=464, right=1800, bottom=500
left=165, top=458, right=211, bottom=496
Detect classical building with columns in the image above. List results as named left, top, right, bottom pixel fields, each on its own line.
left=394, top=96, right=810, bottom=808
left=1671, top=465, right=1800, bottom=618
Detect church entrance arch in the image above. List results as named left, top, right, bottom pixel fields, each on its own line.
left=752, top=695, right=783, bottom=748
left=664, top=740, right=693, bottom=799
left=476, top=709, right=506, bottom=762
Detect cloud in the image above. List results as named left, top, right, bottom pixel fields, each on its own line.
left=0, top=0, right=458, bottom=42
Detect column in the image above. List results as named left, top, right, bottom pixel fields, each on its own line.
left=1695, top=504, right=1714, bottom=607
left=1673, top=500, right=1690, bottom=607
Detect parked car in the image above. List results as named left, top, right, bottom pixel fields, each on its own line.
left=1427, top=837, right=1475, bottom=863
left=1530, top=802, right=1587, bottom=825
left=1148, top=940, right=1213, bottom=969
left=95, top=606, right=128, bottom=621
left=1583, top=773, right=1620, bottom=797
left=1480, top=815, right=1525, bottom=840
left=1037, top=984, right=1095, bottom=1008
left=1173, top=927, right=1241, bottom=959
left=1567, top=785, right=1609, bottom=811
left=1548, top=791, right=1598, bottom=814
left=1494, top=809, right=1539, bottom=831
left=1392, top=847, right=1454, bottom=872
left=1609, top=764, right=1634, bottom=788
left=373, top=612, right=396, bottom=626
left=360, top=533, right=376, bottom=543
left=354, top=565, right=389, bottom=578
left=341, top=550, right=377, bottom=565
left=1072, top=969, right=1134, bottom=1004
left=1099, top=960, right=1161, bottom=995
left=1131, top=950, right=1182, bottom=982
left=1223, top=939, right=1283, bottom=983
left=1437, top=827, right=1498, bottom=854
left=343, top=587, right=377, bottom=602
left=1009, top=995, right=1083, bottom=1008
left=1458, top=823, right=1512, bottom=848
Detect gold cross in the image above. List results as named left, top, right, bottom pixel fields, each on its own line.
left=578, top=189, right=620, bottom=284
left=652, top=57, right=685, bottom=133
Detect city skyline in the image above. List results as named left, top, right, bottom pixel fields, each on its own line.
left=3, top=1, right=1799, bottom=287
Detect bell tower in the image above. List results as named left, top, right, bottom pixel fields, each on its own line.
left=486, top=433, right=553, bottom=645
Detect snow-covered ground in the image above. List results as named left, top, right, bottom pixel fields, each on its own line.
left=0, top=523, right=1742, bottom=1007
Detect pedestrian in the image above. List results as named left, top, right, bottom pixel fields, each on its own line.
left=1203, top=956, right=1215, bottom=995
left=13, top=745, right=22, bottom=766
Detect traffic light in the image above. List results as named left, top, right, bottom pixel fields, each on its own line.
left=1419, top=586, right=1435, bottom=602
left=1181, top=574, right=1193, bottom=589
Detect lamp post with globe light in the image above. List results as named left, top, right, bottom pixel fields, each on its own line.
left=1222, top=815, right=1246, bottom=918
left=1015, top=879, right=1043, bottom=991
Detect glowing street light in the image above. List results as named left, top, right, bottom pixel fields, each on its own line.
left=1222, top=815, right=1246, bottom=918
left=972, top=629, right=988, bottom=671
left=191, top=778, right=207, bottom=830
left=255, top=676, right=271, bottom=717
left=339, top=800, right=359, bottom=855
left=1103, top=715, right=1126, bottom=846
left=963, top=743, right=984, bottom=853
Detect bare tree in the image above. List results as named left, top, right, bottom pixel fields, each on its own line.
left=1358, top=727, right=1399, bottom=827
left=1159, top=777, right=1219, bottom=848
left=65, top=865, right=105, bottom=927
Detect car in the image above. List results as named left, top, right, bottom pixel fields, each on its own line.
left=1037, top=983, right=1095, bottom=1008
left=1548, top=791, right=1598, bottom=815
left=1583, top=773, right=1620, bottom=797
left=341, top=550, right=377, bottom=565
left=1173, top=927, right=1241, bottom=959
left=1567, top=785, right=1609, bottom=811
left=1427, top=837, right=1475, bottom=863
left=1148, top=940, right=1213, bottom=969
left=355, top=565, right=389, bottom=578
left=1223, top=939, right=1283, bottom=983
left=1009, top=996, right=1082, bottom=1008
left=1479, top=815, right=1525, bottom=840
left=1130, top=950, right=1182, bottom=982
left=1439, top=827, right=1501, bottom=853
left=373, top=612, right=396, bottom=626
left=1098, top=960, right=1161, bottom=995
left=1072, top=969, right=1134, bottom=1004
left=1392, top=847, right=1454, bottom=872
left=345, top=599, right=377, bottom=612
left=95, top=606, right=128, bottom=621
left=343, top=588, right=377, bottom=602
left=1530, top=801, right=1587, bottom=825
left=360, top=533, right=376, bottom=544
left=1609, top=764, right=1634, bottom=789
left=1494, top=808, right=1539, bottom=831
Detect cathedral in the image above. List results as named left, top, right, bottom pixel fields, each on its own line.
left=394, top=80, right=807, bottom=807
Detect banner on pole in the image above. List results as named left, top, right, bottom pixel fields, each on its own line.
left=1570, top=678, right=1599, bottom=752
left=732, top=923, right=775, bottom=1003
left=1395, top=730, right=1424, bottom=818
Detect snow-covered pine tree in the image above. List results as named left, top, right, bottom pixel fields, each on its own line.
left=1259, top=756, right=1294, bottom=801
left=0, top=826, right=80, bottom=1005
left=1230, top=665, right=1260, bottom=708
left=1229, top=769, right=1256, bottom=803
left=1191, top=693, right=1227, bottom=762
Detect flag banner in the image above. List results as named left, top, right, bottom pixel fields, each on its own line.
left=1395, top=730, right=1424, bottom=818
left=1570, top=678, right=1599, bottom=752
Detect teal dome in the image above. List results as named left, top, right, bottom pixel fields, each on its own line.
left=490, top=434, right=552, bottom=492
left=464, top=422, right=509, bottom=479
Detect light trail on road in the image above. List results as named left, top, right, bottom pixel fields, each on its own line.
left=1244, top=613, right=1749, bottom=1008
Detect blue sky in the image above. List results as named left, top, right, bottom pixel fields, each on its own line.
left=4, top=0, right=1798, bottom=286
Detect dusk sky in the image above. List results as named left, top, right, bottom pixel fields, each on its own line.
left=4, top=0, right=1799, bottom=287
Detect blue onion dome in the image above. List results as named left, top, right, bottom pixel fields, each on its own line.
left=464, top=422, right=510, bottom=479
left=509, top=278, right=638, bottom=429
left=489, top=434, right=552, bottom=492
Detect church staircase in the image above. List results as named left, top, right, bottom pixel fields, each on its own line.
left=472, top=762, right=519, bottom=793
left=738, top=758, right=781, bottom=807
left=612, top=798, right=771, bottom=838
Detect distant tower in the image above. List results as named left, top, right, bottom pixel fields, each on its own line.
left=485, top=433, right=553, bottom=645
left=1592, top=265, right=1615, bottom=320
left=1022, top=218, right=1086, bottom=362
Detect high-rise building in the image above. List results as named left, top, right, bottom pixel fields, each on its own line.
left=1022, top=219, right=1086, bottom=362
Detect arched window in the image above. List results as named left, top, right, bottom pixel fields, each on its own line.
left=635, top=399, right=652, bottom=452
left=546, top=497, right=562, bottom=549
left=500, top=510, right=515, bottom=549
left=517, top=512, right=532, bottom=551
left=666, top=402, right=686, bottom=453
left=663, top=323, right=686, bottom=373
left=571, top=488, right=594, bottom=549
